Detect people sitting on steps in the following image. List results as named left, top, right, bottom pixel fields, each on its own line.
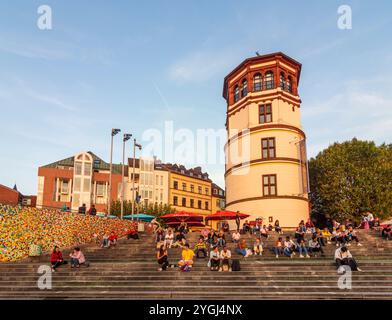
left=336, top=227, right=349, bottom=247
left=272, top=237, right=284, bottom=258
left=231, top=230, right=241, bottom=243
left=108, top=231, right=118, bottom=247
left=347, top=227, right=362, bottom=246
left=283, top=236, right=297, bottom=258
left=259, top=225, right=269, bottom=239
left=253, top=238, right=263, bottom=256
left=155, top=227, right=165, bottom=243
left=173, top=231, right=186, bottom=248
left=69, top=247, right=88, bottom=268
left=382, top=225, right=391, bottom=240
left=220, top=246, right=232, bottom=271
left=157, top=244, right=174, bottom=271
left=235, top=239, right=252, bottom=258
left=308, top=235, right=325, bottom=257
left=127, top=228, right=139, bottom=240
left=334, top=246, right=362, bottom=272
left=50, top=246, right=67, bottom=272
left=209, top=246, right=220, bottom=271
left=296, top=238, right=310, bottom=258
left=194, top=237, right=207, bottom=258
left=242, top=220, right=251, bottom=234
left=178, top=243, right=194, bottom=272
left=274, top=219, right=283, bottom=234
left=164, top=228, right=174, bottom=249
left=217, top=229, right=226, bottom=247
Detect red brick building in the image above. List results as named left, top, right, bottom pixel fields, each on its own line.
left=37, top=151, right=125, bottom=212
left=0, top=184, right=36, bottom=207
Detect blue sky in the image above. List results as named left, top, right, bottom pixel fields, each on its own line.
left=0, top=0, right=391, bottom=194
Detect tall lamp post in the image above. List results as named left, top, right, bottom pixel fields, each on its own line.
left=131, top=139, right=142, bottom=221
left=121, top=133, right=132, bottom=219
left=108, top=128, right=121, bottom=216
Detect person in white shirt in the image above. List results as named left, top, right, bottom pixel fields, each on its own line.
left=253, top=238, right=263, bottom=256
left=334, top=246, right=361, bottom=271
left=283, top=236, right=297, bottom=258
left=164, top=228, right=174, bottom=249
left=231, top=230, right=241, bottom=243
left=209, top=246, right=220, bottom=271
left=219, top=246, right=232, bottom=271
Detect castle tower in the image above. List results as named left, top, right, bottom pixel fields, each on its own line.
left=223, top=52, right=309, bottom=227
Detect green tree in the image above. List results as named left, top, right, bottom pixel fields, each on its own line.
left=309, top=138, right=392, bottom=223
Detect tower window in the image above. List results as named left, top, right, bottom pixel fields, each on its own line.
left=264, top=71, right=274, bottom=89
left=287, top=76, right=293, bottom=93
left=280, top=72, right=285, bottom=90
left=234, top=85, right=240, bottom=102
left=253, top=73, right=262, bottom=91
left=261, top=138, right=276, bottom=159
left=241, top=79, right=248, bottom=97
left=259, top=104, right=272, bottom=124
left=263, top=174, right=277, bottom=196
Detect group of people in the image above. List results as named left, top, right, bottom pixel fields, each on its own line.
left=50, top=246, right=88, bottom=272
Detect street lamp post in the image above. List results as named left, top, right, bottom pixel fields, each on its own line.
left=108, top=128, right=121, bottom=216
left=121, top=133, right=132, bottom=219
left=131, top=139, right=142, bottom=221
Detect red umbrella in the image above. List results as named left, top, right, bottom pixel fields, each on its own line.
left=160, top=211, right=204, bottom=223
left=205, top=210, right=250, bottom=222
left=166, top=221, right=206, bottom=227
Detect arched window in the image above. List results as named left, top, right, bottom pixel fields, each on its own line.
left=234, top=85, right=240, bottom=102
left=280, top=72, right=285, bottom=90
left=241, top=79, right=248, bottom=97
left=287, top=76, right=293, bottom=93
left=253, top=73, right=262, bottom=91
left=264, top=71, right=274, bottom=90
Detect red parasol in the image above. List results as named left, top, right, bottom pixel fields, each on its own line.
left=166, top=221, right=206, bottom=227
left=205, top=210, right=250, bottom=222
left=160, top=211, right=204, bottom=223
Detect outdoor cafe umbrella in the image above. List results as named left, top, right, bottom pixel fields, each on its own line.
left=166, top=221, right=206, bottom=227
left=123, top=213, right=155, bottom=222
left=205, top=210, right=250, bottom=222
left=160, top=211, right=204, bottom=223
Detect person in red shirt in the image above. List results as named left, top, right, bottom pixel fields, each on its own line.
left=127, top=228, right=139, bottom=240
left=108, top=231, right=118, bottom=247
left=50, top=246, right=66, bottom=272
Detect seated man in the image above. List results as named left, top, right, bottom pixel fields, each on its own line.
left=259, top=225, right=269, bottom=239
left=194, top=238, right=207, bottom=258
left=242, top=220, right=251, bottom=234
left=235, top=239, right=252, bottom=258
left=178, top=244, right=195, bottom=271
left=217, top=230, right=226, bottom=247
left=220, top=246, right=232, bottom=271
left=209, top=246, right=220, bottom=271
left=78, top=203, right=86, bottom=214
left=382, top=225, right=392, bottom=240
left=164, top=228, right=174, bottom=249
left=334, top=246, right=362, bottom=272
left=253, top=238, right=263, bottom=256
left=231, top=230, right=241, bottom=243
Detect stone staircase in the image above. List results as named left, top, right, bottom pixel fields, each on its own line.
left=0, top=229, right=391, bottom=299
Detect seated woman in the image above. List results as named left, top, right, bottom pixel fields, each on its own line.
left=314, top=228, right=326, bottom=246
left=308, top=235, right=325, bottom=257
left=50, top=246, right=67, bottom=272
left=274, top=220, right=283, bottom=234
left=305, top=218, right=315, bottom=234
left=382, top=225, right=392, bottom=240
left=347, top=227, right=362, bottom=246
left=253, top=238, right=263, bottom=256
left=69, top=247, right=87, bottom=268
left=273, top=237, right=283, bottom=258
left=156, top=227, right=165, bottom=243
left=174, top=231, right=186, bottom=247
left=157, top=244, right=173, bottom=271
left=334, top=246, right=362, bottom=272
left=283, top=236, right=297, bottom=258
left=294, top=227, right=305, bottom=242
left=194, top=238, right=207, bottom=258
left=178, top=244, right=195, bottom=271
left=296, top=238, right=310, bottom=258
left=209, top=246, right=220, bottom=271
left=207, top=230, right=218, bottom=247
left=231, top=230, right=241, bottom=243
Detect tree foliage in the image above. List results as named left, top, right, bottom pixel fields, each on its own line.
left=309, top=138, right=392, bottom=223
left=109, top=200, right=175, bottom=217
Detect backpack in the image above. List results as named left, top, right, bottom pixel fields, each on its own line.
left=232, top=259, right=241, bottom=271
